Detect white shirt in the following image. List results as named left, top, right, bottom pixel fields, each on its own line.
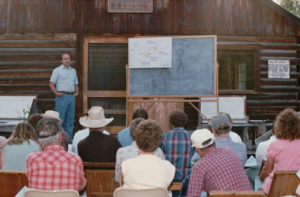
left=255, top=135, right=277, bottom=166
left=122, top=154, right=175, bottom=190
left=229, top=131, right=242, bottom=143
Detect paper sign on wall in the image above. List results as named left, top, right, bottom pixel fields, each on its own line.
left=268, top=59, right=290, bottom=79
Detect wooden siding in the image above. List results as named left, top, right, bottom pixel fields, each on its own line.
left=0, top=33, right=77, bottom=113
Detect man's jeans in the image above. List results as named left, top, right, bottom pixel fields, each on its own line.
left=55, top=94, right=75, bottom=143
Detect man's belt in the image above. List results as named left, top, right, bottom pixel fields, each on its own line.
left=60, top=91, right=74, bottom=95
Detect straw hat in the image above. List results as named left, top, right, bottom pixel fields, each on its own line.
left=79, top=106, right=113, bottom=128
left=42, top=110, right=62, bottom=125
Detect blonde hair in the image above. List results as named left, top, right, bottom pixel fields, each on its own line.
left=7, top=122, right=37, bottom=145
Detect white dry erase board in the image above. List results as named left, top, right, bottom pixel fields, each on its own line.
left=200, top=96, right=246, bottom=121
left=0, top=95, right=36, bottom=119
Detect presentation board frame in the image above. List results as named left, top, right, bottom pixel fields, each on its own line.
left=127, top=35, right=218, bottom=99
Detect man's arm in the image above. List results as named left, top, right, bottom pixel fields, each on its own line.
left=49, top=82, right=63, bottom=97
left=74, top=84, right=79, bottom=96
left=79, top=176, right=87, bottom=191
left=259, top=157, right=274, bottom=182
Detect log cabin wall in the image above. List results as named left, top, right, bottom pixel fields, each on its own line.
left=0, top=0, right=299, bottom=131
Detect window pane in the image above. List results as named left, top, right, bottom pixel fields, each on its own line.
left=88, top=97, right=126, bottom=126
left=217, top=50, right=254, bottom=90
left=88, top=43, right=128, bottom=90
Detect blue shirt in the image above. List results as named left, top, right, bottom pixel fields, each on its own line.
left=117, top=127, right=133, bottom=147
left=215, top=137, right=247, bottom=165
left=50, top=65, right=78, bottom=92
left=160, top=128, right=195, bottom=181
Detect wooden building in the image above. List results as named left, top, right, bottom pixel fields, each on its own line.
left=0, top=0, right=299, bottom=134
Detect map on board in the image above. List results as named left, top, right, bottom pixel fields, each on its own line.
left=129, top=37, right=172, bottom=68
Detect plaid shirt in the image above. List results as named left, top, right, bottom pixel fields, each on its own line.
left=160, top=128, right=195, bottom=180
left=26, top=145, right=85, bottom=191
left=187, top=147, right=251, bottom=197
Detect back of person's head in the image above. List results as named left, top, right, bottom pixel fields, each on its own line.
left=135, top=119, right=162, bottom=152
left=37, top=118, right=60, bottom=147
left=210, top=113, right=230, bottom=134
left=219, top=112, right=233, bottom=125
left=132, top=108, right=148, bottom=120
left=8, top=122, right=36, bottom=145
left=28, top=113, right=43, bottom=135
left=274, top=108, right=300, bottom=140
left=129, top=117, right=144, bottom=141
left=169, top=110, right=188, bottom=128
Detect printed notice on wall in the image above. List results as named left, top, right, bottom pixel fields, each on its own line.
left=129, top=37, right=172, bottom=68
left=268, top=59, right=290, bottom=79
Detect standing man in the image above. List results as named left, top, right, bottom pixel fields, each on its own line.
left=49, top=53, right=78, bottom=142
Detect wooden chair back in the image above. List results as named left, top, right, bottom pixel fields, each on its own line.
left=83, top=162, right=118, bottom=197
left=209, top=191, right=265, bottom=197
left=0, top=170, right=28, bottom=197
left=268, top=171, right=300, bottom=197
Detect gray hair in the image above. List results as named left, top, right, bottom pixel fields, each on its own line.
left=39, top=133, right=59, bottom=147
left=37, top=118, right=60, bottom=147
left=130, top=118, right=144, bottom=141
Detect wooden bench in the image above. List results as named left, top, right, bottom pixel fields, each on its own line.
left=268, top=170, right=300, bottom=197
left=83, top=162, right=118, bottom=197
left=0, top=170, right=28, bottom=197
left=209, top=191, right=265, bottom=197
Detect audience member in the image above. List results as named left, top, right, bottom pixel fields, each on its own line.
left=118, top=108, right=148, bottom=147
left=78, top=106, right=121, bottom=162
left=0, top=136, right=6, bottom=168
left=26, top=118, right=86, bottom=191
left=115, top=118, right=165, bottom=184
left=260, top=108, right=300, bottom=194
left=1, top=122, right=39, bottom=170
left=72, top=125, right=110, bottom=154
left=42, top=110, right=69, bottom=151
left=28, top=113, right=43, bottom=136
left=221, top=113, right=243, bottom=143
left=187, top=129, right=251, bottom=197
left=121, top=119, right=175, bottom=189
left=160, top=110, right=195, bottom=182
left=255, top=123, right=276, bottom=166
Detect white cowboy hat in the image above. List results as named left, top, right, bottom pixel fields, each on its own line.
left=79, top=106, right=113, bottom=128
left=42, top=110, right=62, bottom=125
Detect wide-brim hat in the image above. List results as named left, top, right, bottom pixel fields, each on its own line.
left=79, top=106, right=113, bottom=128
left=42, top=110, right=62, bottom=125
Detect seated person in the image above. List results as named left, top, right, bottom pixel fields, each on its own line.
left=121, top=119, right=175, bottom=189
left=260, top=108, right=300, bottom=195
left=115, top=117, right=165, bottom=184
left=118, top=108, right=148, bottom=147
left=187, top=129, right=251, bottom=197
left=26, top=118, right=86, bottom=191
left=160, top=110, right=195, bottom=181
left=78, top=106, right=121, bottom=162
left=42, top=110, right=69, bottom=151
left=221, top=113, right=242, bottom=143
left=1, top=122, right=39, bottom=170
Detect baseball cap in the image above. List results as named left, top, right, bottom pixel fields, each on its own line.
left=210, top=114, right=230, bottom=131
left=191, top=129, right=215, bottom=149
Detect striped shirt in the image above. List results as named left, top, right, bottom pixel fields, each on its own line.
left=188, top=147, right=251, bottom=197
left=160, top=128, right=195, bottom=181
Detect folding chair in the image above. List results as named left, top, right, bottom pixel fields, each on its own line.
left=24, top=188, right=79, bottom=197
left=113, top=187, right=168, bottom=197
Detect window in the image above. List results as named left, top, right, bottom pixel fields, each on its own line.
left=217, top=50, right=256, bottom=91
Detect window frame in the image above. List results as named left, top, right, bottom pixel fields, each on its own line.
left=217, top=44, right=260, bottom=95
left=83, top=36, right=129, bottom=134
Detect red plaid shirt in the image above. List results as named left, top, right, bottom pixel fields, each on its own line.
left=187, top=147, right=251, bottom=197
left=26, top=145, right=85, bottom=191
